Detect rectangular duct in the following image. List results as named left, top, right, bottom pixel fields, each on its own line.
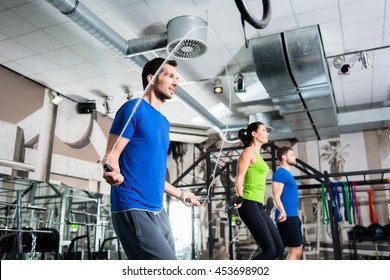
left=250, top=25, right=339, bottom=141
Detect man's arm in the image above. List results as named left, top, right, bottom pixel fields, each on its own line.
left=164, top=181, right=200, bottom=207
left=102, top=134, right=129, bottom=186
left=272, top=181, right=287, bottom=222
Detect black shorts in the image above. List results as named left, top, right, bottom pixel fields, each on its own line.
left=276, top=216, right=302, bottom=247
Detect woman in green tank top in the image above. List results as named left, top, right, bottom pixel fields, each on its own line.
left=233, top=122, right=284, bottom=259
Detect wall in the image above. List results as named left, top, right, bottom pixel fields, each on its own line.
left=0, top=65, right=111, bottom=195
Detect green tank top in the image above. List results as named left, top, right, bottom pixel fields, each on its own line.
left=243, top=152, right=269, bottom=204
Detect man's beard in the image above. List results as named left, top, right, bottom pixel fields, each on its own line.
left=156, top=90, right=172, bottom=101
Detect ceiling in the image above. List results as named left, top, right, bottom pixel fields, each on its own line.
left=1, top=0, right=390, bottom=143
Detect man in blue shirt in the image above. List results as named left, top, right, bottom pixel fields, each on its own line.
left=272, top=146, right=303, bottom=260
left=102, top=57, right=200, bottom=260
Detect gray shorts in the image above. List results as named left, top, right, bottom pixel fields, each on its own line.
left=111, top=209, right=176, bottom=260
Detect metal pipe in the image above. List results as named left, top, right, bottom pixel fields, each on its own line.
left=0, top=158, right=35, bottom=172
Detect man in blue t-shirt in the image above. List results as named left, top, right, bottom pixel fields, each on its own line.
left=102, top=57, right=200, bottom=260
left=272, top=146, right=303, bottom=260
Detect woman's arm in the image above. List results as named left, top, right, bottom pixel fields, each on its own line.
left=234, top=149, right=252, bottom=208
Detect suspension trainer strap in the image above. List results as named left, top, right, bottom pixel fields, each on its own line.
left=351, top=181, right=361, bottom=225
left=321, top=182, right=330, bottom=224
left=332, top=182, right=343, bottom=222
left=342, top=181, right=352, bottom=224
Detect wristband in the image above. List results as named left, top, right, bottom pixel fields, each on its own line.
left=235, top=196, right=244, bottom=205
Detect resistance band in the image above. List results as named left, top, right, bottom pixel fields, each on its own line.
left=321, top=182, right=329, bottom=224
left=342, top=182, right=352, bottom=224
left=349, top=181, right=361, bottom=225
left=331, top=182, right=343, bottom=222
left=366, top=189, right=377, bottom=224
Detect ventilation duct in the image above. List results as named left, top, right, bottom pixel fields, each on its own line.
left=47, top=1, right=208, bottom=60
left=47, top=0, right=226, bottom=142
left=249, top=25, right=339, bottom=141
left=126, top=15, right=208, bottom=59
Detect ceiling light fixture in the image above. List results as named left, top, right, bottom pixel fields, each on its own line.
left=337, top=54, right=359, bottom=75
left=126, top=91, right=133, bottom=100
left=333, top=56, right=345, bottom=69
left=333, top=51, right=373, bottom=75
left=103, top=96, right=113, bottom=115
left=234, top=73, right=246, bottom=92
left=359, top=51, right=372, bottom=69
left=212, top=77, right=223, bottom=94
left=48, top=90, right=62, bottom=105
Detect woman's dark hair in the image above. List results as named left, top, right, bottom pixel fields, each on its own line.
left=238, top=121, right=264, bottom=147
left=141, top=57, right=177, bottom=89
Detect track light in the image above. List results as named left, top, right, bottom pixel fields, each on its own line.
left=334, top=52, right=373, bottom=75
left=212, top=77, right=223, bottom=94
left=103, top=97, right=113, bottom=115
left=234, top=73, right=246, bottom=92
left=337, top=54, right=358, bottom=75
left=359, top=52, right=372, bottom=69
left=333, top=56, right=345, bottom=69
left=126, top=91, right=133, bottom=100
left=48, top=90, right=62, bottom=105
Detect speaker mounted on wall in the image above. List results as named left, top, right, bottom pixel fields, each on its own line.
left=77, top=101, right=96, bottom=114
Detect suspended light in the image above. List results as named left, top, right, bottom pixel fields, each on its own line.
left=48, top=90, right=62, bottom=105
left=234, top=73, right=246, bottom=92
left=212, top=77, right=223, bottom=94
left=103, top=97, right=113, bottom=115
left=333, top=56, right=345, bottom=69
left=337, top=54, right=358, bottom=75
left=126, top=91, right=133, bottom=100
left=359, top=52, right=372, bottom=69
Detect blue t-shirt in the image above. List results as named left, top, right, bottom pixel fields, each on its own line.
left=272, top=167, right=299, bottom=218
left=109, top=98, right=170, bottom=212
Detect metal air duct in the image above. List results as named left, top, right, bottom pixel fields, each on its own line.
left=47, top=1, right=208, bottom=60
left=46, top=0, right=226, bottom=141
left=250, top=25, right=339, bottom=141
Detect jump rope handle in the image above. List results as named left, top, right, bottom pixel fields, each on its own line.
left=103, top=163, right=113, bottom=172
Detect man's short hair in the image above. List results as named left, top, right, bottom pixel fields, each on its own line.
left=142, top=57, right=177, bottom=89
left=276, top=146, right=292, bottom=162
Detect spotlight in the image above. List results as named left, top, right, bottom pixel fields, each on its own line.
left=48, top=90, right=62, bottom=105
left=126, top=91, right=133, bottom=100
left=77, top=101, right=96, bottom=114
left=337, top=54, right=358, bottom=75
left=212, top=77, right=223, bottom=94
left=234, top=73, right=246, bottom=92
left=359, top=51, right=372, bottom=69
left=333, top=56, right=345, bottom=69
left=103, top=97, right=113, bottom=115
left=339, top=63, right=352, bottom=74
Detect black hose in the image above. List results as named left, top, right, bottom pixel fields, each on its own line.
left=235, top=0, right=271, bottom=29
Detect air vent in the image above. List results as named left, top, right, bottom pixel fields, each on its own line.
left=167, top=16, right=208, bottom=59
